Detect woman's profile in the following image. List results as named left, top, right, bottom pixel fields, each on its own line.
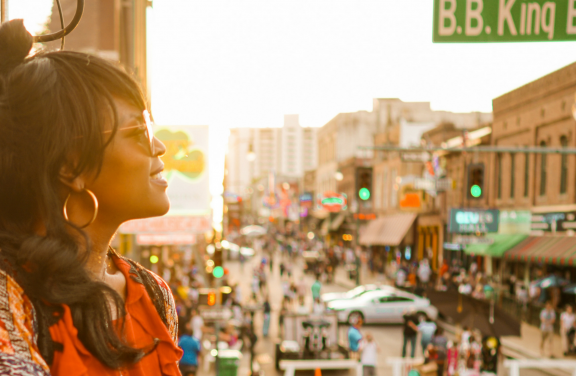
left=0, top=19, right=182, bottom=375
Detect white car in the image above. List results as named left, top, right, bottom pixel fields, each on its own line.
left=326, top=288, right=438, bottom=325
left=320, top=284, right=393, bottom=304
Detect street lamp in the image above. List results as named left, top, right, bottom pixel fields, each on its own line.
left=334, top=171, right=344, bottom=181
left=247, top=144, right=256, bottom=162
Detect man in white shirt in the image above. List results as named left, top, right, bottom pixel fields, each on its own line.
left=360, top=333, right=379, bottom=376
left=190, top=309, right=205, bottom=340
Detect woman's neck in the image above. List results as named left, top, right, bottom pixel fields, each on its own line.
left=83, top=223, right=118, bottom=280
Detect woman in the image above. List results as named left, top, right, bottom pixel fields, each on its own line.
left=0, top=20, right=181, bottom=374
left=561, top=305, right=576, bottom=355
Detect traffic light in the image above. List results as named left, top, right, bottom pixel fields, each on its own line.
left=213, top=246, right=223, bottom=268
left=467, top=163, right=485, bottom=199
left=207, top=291, right=216, bottom=306
left=356, top=167, right=373, bottom=202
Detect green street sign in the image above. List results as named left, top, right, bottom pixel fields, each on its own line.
left=359, top=188, right=371, bottom=200
left=434, top=0, right=576, bottom=42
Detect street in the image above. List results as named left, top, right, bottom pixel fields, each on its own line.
left=198, top=250, right=551, bottom=376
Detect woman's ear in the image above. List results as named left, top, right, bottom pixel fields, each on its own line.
left=58, top=163, right=85, bottom=192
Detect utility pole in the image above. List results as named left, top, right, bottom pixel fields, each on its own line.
left=1, top=0, right=7, bottom=23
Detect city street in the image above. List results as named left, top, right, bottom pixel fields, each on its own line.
left=216, top=251, right=405, bottom=376
left=197, top=250, right=551, bottom=376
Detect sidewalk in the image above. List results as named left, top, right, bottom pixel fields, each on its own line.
left=337, top=264, right=576, bottom=375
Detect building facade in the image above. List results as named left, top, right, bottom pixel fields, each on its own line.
left=47, top=0, right=150, bottom=105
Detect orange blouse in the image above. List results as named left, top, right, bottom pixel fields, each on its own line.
left=0, top=253, right=182, bottom=375
left=49, top=256, right=183, bottom=376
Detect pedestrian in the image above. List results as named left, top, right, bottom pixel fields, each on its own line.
left=561, top=305, right=575, bottom=355
left=348, top=317, right=364, bottom=360
left=190, top=309, right=205, bottom=341
left=446, top=341, right=459, bottom=376
left=360, top=333, right=379, bottom=376
left=282, top=278, right=293, bottom=304
left=311, top=276, right=322, bottom=301
left=540, top=301, right=557, bottom=357
left=396, top=266, right=407, bottom=288
left=402, top=309, right=419, bottom=358
left=251, top=274, right=260, bottom=300
left=418, top=259, right=431, bottom=288
left=417, top=316, right=437, bottom=356
left=269, top=253, right=274, bottom=273
left=0, top=20, right=184, bottom=374
left=263, top=298, right=271, bottom=337
left=297, top=278, right=308, bottom=305
left=431, top=327, right=448, bottom=376
left=178, top=321, right=201, bottom=376
left=279, top=261, right=286, bottom=277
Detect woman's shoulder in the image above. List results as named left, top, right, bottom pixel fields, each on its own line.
left=0, top=267, right=51, bottom=375
left=111, top=252, right=179, bottom=344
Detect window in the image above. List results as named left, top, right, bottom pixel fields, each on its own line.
left=561, top=136, right=568, bottom=194
left=390, top=168, right=398, bottom=207
left=497, top=154, right=502, bottom=199
left=510, top=154, right=515, bottom=198
left=383, top=169, right=388, bottom=208
left=524, top=152, right=529, bottom=197
left=379, top=296, right=413, bottom=303
left=540, top=141, right=547, bottom=196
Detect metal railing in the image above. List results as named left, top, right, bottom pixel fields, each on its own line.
left=504, top=359, right=576, bottom=376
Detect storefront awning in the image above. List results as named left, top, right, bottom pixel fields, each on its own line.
left=464, top=234, right=528, bottom=257
left=504, top=236, right=576, bottom=265
left=330, top=212, right=346, bottom=231
left=359, top=213, right=417, bottom=246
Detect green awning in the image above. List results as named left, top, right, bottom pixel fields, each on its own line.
left=464, top=234, right=528, bottom=257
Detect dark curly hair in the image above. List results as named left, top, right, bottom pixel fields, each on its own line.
left=0, top=19, right=148, bottom=368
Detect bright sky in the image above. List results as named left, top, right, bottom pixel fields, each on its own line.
left=14, top=0, right=576, bottom=228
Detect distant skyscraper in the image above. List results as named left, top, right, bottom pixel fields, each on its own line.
left=226, top=115, right=318, bottom=198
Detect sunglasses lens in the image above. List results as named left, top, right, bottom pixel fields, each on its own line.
left=143, top=110, right=155, bottom=155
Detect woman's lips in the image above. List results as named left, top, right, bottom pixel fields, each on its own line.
left=150, top=172, right=168, bottom=186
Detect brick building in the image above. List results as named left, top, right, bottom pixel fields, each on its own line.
left=46, top=0, right=151, bottom=106
left=488, top=62, right=576, bottom=282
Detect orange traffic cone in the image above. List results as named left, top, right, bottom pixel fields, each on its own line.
left=315, top=368, right=322, bottom=376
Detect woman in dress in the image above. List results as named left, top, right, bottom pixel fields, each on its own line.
left=0, top=20, right=181, bottom=375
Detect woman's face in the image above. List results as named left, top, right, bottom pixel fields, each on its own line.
left=86, top=99, right=169, bottom=225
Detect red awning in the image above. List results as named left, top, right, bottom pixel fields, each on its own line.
left=504, top=236, right=576, bottom=265
left=359, top=213, right=416, bottom=246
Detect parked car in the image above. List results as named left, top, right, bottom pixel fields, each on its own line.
left=326, top=288, right=438, bottom=325
left=320, top=284, right=392, bottom=304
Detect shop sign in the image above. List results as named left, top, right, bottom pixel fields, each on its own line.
left=499, top=210, right=531, bottom=234
left=444, top=242, right=464, bottom=251
left=449, top=208, right=499, bottom=233
left=120, top=215, right=211, bottom=234
left=531, top=211, right=576, bottom=233
left=453, top=235, right=495, bottom=245
left=299, top=192, right=314, bottom=209
left=136, top=233, right=196, bottom=245
left=317, top=192, right=348, bottom=212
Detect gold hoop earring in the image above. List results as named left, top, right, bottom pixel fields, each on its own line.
left=63, top=188, right=99, bottom=229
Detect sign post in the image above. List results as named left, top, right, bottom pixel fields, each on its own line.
left=434, top=0, right=576, bottom=43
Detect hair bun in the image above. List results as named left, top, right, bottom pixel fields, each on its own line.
left=0, top=19, right=33, bottom=76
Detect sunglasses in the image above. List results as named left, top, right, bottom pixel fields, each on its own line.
left=102, top=110, right=155, bottom=155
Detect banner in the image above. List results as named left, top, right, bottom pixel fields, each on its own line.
left=120, top=125, right=211, bottom=236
